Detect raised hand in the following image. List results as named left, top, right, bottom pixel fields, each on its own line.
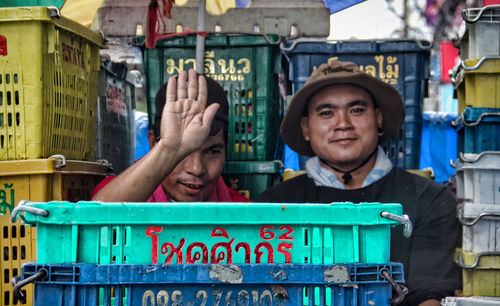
left=158, top=69, right=220, bottom=156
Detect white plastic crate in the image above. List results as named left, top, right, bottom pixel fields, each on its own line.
left=460, top=5, right=500, bottom=59
left=458, top=203, right=500, bottom=253
left=454, top=151, right=500, bottom=204
left=443, top=296, right=500, bottom=306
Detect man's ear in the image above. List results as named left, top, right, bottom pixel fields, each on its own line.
left=300, top=116, right=311, bottom=141
left=375, top=108, right=383, bottom=136
left=147, top=130, right=157, bottom=150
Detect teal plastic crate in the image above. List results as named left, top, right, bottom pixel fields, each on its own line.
left=222, top=160, right=282, bottom=201
left=139, top=34, right=283, bottom=161
left=453, top=107, right=500, bottom=154
left=0, top=1, right=65, bottom=7
left=11, top=201, right=410, bottom=265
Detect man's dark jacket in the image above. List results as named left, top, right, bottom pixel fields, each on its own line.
left=258, top=168, right=461, bottom=306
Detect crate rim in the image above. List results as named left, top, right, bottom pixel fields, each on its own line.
left=136, top=32, right=280, bottom=48
left=0, top=6, right=105, bottom=48
left=0, top=159, right=109, bottom=176
left=20, top=262, right=405, bottom=285
left=14, top=201, right=404, bottom=226
left=282, top=38, right=433, bottom=54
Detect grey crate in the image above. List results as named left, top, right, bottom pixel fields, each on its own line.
left=443, top=296, right=500, bottom=306
left=460, top=6, right=500, bottom=59
left=97, top=63, right=137, bottom=175
left=458, top=203, right=500, bottom=253
left=454, top=151, right=500, bottom=205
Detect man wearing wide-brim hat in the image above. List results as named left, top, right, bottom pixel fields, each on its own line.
left=258, top=60, right=460, bottom=306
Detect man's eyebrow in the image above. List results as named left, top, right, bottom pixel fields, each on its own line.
left=313, top=103, right=338, bottom=112
left=347, top=100, right=369, bottom=108
left=206, top=143, right=225, bottom=150
left=313, top=100, right=369, bottom=112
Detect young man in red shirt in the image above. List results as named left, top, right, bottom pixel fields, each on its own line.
left=92, top=69, right=249, bottom=203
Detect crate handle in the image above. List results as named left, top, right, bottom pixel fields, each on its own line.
left=96, top=159, right=115, bottom=173
left=11, top=268, right=48, bottom=304
left=460, top=56, right=500, bottom=71
left=458, top=211, right=500, bottom=226
left=458, top=151, right=499, bottom=163
left=48, top=154, right=67, bottom=169
left=381, top=269, right=408, bottom=305
left=453, top=111, right=500, bottom=129
left=380, top=212, right=412, bottom=238
left=47, top=6, right=61, bottom=19
left=280, top=37, right=330, bottom=52
left=457, top=251, right=500, bottom=269
left=462, top=5, right=500, bottom=24
left=10, top=200, right=49, bottom=224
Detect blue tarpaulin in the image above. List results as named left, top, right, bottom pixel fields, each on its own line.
left=323, top=0, right=366, bottom=14
left=420, top=112, right=458, bottom=183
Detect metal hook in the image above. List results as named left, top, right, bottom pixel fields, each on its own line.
left=47, top=6, right=61, bottom=19
left=381, top=269, right=408, bottom=305
left=381, top=212, right=413, bottom=238
left=457, top=112, right=500, bottom=127
left=10, top=200, right=49, bottom=224
left=462, top=5, right=500, bottom=23
left=458, top=151, right=497, bottom=163
left=48, top=155, right=67, bottom=169
left=11, top=269, right=47, bottom=304
left=460, top=56, right=500, bottom=71
left=458, top=212, right=500, bottom=226
left=458, top=251, right=500, bottom=269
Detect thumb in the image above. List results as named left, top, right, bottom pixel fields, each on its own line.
left=203, top=103, right=220, bottom=128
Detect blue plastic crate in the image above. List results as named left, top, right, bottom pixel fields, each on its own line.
left=453, top=107, right=500, bottom=154
left=16, top=263, right=405, bottom=306
left=283, top=39, right=431, bottom=170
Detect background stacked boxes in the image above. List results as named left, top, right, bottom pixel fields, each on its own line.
left=0, top=7, right=123, bottom=305
left=283, top=39, right=431, bottom=172
left=11, top=200, right=410, bottom=305
left=140, top=34, right=284, bottom=201
left=97, top=59, right=136, bottom=175
left=451, top=4, right=500, bottom=300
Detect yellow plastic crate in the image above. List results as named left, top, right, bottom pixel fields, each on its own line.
left=453, top=57, right=500, bottom=113
left=455, top=248, right=500, bottom=297
left=0, top=7, right=104, bottom=161
left=0, top=156, right=108, bottom=306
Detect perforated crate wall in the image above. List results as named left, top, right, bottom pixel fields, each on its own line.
left=0, top=7, right=103, bottom=161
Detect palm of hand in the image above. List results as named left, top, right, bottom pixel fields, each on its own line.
left=159, top=70, right=218, bottom=155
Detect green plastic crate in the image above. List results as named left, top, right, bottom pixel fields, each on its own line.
left=140, top=34, right=283, bottom=161
left=12, top=201, right=408, bottom=265
left=0, top=7, right=103, bottom=161
left=0, top=1, right=65, bottom=7
left=455, top=248, right=500, bottom=296
left=222, top=160, right=282, bottom=201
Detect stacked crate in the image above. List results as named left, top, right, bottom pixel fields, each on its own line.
left=96, top=59, right=136, bottom=175
left=452, top=4, right=500, bottom=298
left=283, top=39, right=431, bottom=171
left=10, top=200, right=411, bottom=305
left=0, top=7, right=109, bottom=306
left=140, top=34, right=284, bottom=201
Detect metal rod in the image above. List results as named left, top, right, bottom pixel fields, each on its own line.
left=195, top=0, right=206, bottom=74
left=380, top=212, right=413, bottom=238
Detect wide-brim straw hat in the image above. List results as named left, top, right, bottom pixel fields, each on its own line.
left=281, top=60, right=405, bottom=156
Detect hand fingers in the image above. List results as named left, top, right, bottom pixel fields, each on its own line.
left=197, top=74, right=207, bottom=107
left=187, top=69, right=198, bottom=100
left=203, top=103, right=220, bottom=130
left=177, top=70, right=188, bottom=99
left=166, top=75, right=177, bottom=104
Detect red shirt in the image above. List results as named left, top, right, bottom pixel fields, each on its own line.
left=91, top=176, right=251, bottom=202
